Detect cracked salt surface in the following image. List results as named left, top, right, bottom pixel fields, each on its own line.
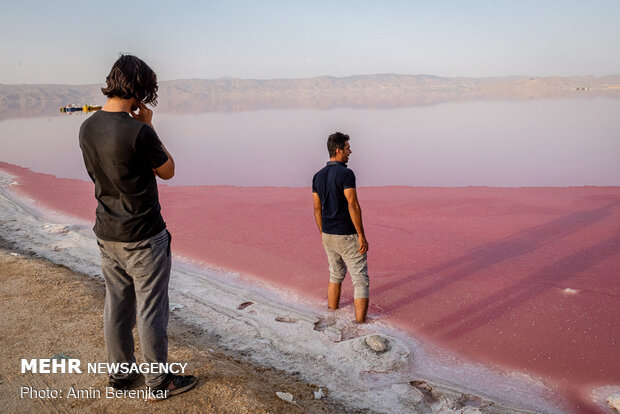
left=0, top=169, right=567, bottom=413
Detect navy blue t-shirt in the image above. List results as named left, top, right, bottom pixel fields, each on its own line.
left=312, top=161, right=357, bottom=235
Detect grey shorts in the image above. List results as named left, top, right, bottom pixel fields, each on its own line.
left=322, top=233, right=369, bottom=299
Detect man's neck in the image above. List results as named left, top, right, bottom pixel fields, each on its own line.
left=102, top=97, right=136, bottom=113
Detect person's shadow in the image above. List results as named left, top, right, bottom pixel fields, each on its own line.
left=428, top=229, right=620, bottom=340
left=373, top=201, right=620, bottom=339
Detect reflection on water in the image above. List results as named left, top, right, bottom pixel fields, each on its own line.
left=2, top=75, right=620, bottom=121
left=0, top=99, right=618, bottom=187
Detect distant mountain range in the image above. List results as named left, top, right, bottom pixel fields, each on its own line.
left=1, top=74, right=619, bottom=119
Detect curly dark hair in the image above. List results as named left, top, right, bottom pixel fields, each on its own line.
left=327, top=131, right=350, bottom=157
left=101, top=54, right=158, bottom=106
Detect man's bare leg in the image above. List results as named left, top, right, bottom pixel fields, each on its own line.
left=328, top=282, right=341, bottom=309
left=354, top=298, right=369, bottom=323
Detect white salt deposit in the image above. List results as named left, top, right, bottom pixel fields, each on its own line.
left=169, top=303, right=185, bottom=311
left=608, top=394, right=620, bottom=412
left=591, top=386, right=620, bottom=413
left=314, top=387, right=325, bottom=399
left=0, top=169, right=571, bottom=413
left=276, top=391, right=295, bottom=403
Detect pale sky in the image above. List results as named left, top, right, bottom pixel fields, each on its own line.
left=1, top=0, right=619, bottom=85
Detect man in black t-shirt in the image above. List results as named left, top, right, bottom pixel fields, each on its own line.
left=79, top=55, right=195, bottom=398
left=312, top=132, right=370, bottom=323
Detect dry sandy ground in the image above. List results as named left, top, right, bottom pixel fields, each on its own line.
left=0, top=240, right=352, bottom=414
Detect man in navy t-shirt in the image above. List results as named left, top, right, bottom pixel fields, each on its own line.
left=312, top=132, right=370, bottom=323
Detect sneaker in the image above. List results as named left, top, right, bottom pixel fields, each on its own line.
left=148, top=374, right=197, bottom=401
left=108, top=373, right=141, bottom=390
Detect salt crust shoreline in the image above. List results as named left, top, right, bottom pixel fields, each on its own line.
left=0, top=169, right=567, bottom=413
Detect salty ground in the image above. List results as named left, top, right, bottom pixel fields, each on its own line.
left=1, top=162, right=619, bottom=413
left=0, top=239, right=347, bottom=413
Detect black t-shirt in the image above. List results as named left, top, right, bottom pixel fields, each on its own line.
left=79, top=110, right=169, bottom=242
left=312, top=161, right=357, bottom=235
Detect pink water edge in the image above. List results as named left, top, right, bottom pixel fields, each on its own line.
left=2, top=162, right=619, bottom=413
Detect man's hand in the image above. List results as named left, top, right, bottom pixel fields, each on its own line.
left=130, top=102, right=154, bottom=128
left=358, top=234, right=369, bottom=255
left=344, top=188, right=368, bottom=254
left=312, top=192, right=323, bottom=233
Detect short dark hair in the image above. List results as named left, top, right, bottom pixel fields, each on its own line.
left=101, top=54, right=158, bottom=106
left=327, top=132, right=350, bottom=157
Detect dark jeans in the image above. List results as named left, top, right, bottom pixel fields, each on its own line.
left=97, top=228, right=171, bottom=387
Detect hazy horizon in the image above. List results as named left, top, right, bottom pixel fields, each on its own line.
left=3, top=72, right=620, bottom=87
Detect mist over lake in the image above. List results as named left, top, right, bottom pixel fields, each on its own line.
left=1, top=98, right=618, bottom=187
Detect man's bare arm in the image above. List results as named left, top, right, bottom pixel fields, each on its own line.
left=313, top=192, right=322, bottom=233
left=154, top=144, right=175, bottom=180
left=344, top=188, right=368, bottom=254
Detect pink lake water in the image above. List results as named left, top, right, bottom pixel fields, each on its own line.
left=1, top=162, right=619, bottom=413
left=1, top=99, right=619, bottom=412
